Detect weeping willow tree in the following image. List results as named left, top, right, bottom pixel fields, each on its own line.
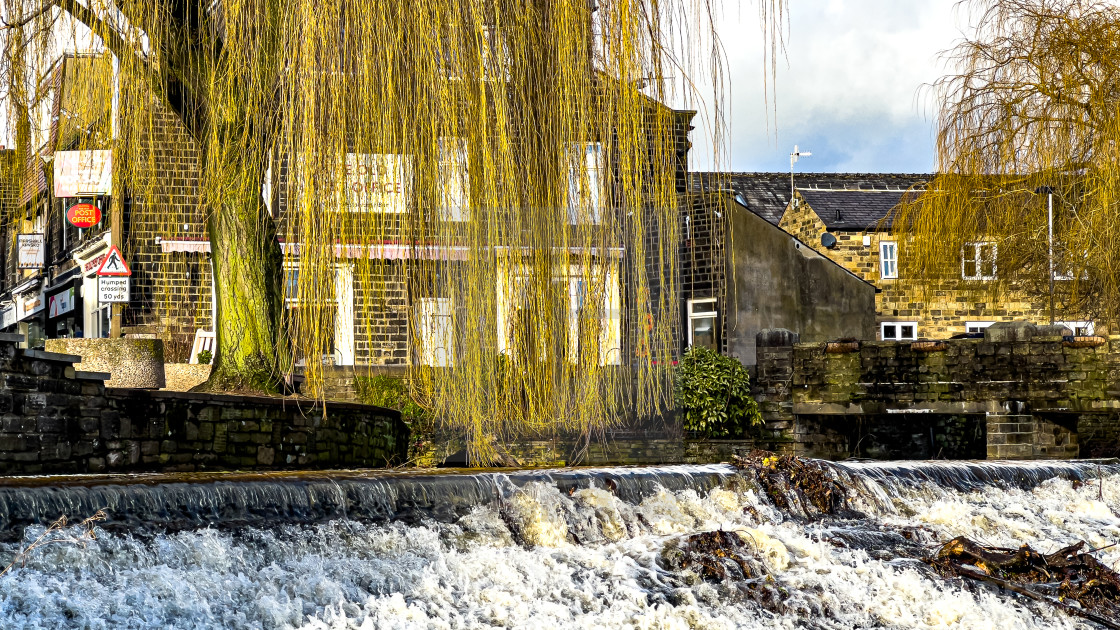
left=1, top=0, right=784, bottom=461
left=891, top=0, right=1120, bottom=331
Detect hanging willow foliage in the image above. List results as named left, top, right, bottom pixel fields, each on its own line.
left=891, top=0, right=1120, bottom=330
left=1, top=0, right=785, bottom=462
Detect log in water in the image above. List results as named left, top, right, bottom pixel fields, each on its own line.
left=0, top=460, right=1116, bottom=628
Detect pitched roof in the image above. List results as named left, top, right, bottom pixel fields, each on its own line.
left=798, top=189, right=917, bottom=231
left=690, top=172, right=929, bottom=226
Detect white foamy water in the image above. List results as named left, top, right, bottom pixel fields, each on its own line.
left=0, top=462, right=1116, bottom=629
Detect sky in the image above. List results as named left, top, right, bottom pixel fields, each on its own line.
left=687, top=0, right=969, bottom=174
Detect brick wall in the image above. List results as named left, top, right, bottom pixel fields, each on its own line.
left=352, top=260, right=410, bottom=365
left=122, top=101, right=212, bottom=355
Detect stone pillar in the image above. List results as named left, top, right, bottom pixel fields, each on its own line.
left=986, top=413, right=1036, bottom=459
left=754, top=329, right=799, bottom=453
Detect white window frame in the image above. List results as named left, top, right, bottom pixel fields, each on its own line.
left=686, top=298, right=719, bottom=349
left=567, top=142, right=604, bottom=225
left=437, top=137, right=469, bottom=222
left=282, top=263, right=354, bottom=366
left=965, top=321, right=995, bottom=334
left=415, top=297, right=454, bottom=367
left=1058, top=320, right=1094, bottom=337
left=879, top=241, right=898, bottom=279
left=496, top=262, right=621, bottom=366
left=880, top=321, right=918, bottom=341
left=962, top=241, right=997, bottom=280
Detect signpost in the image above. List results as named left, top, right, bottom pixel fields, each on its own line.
left=96, top=245, right=131, bottom=304
left=97, top=277, right=130, bottom=303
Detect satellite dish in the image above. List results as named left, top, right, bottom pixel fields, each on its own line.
left=821, top=233, right=838, bottom=248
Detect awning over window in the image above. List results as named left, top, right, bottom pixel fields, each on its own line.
left=160, top=240, right=212, bottom=253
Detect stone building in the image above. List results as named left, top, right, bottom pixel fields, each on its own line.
left=693, top=172, right=1083, bottom=341
left=0, top=52, right=702, bottom=388
left=678, top=191, right=876, bottom=365
left=0, top=55, right=213, bottom=360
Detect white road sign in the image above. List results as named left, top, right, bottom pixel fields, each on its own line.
left=98, top=276, right=130, bottom=303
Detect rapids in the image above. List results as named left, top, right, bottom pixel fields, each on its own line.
left=0, top=460, right=1115, bottom=629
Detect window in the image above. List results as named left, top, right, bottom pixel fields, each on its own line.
left=283, top=263, right=353, bottom=365
left=879, top=241, right=898, bottom=279
left=95, top=303, right=111, bottom=338
left=567, top=143, right=604, bottom=224
left=965, top=321, right=994, bottom=334
left=438, top=138, right=469, bottom=222
left=1059, top=321, right=1094, bottom=337
left=416, top=297, right=454, bottom=366
left=881, top=321, right=917, bottom=341
left=687, top=298, right=718, bottom=350
left=497, top=263, right=621, bottom=366
left=962, top=242, right=997, bottom=280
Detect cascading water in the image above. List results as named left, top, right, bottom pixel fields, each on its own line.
left=0, top=460, right=1116, bottom=629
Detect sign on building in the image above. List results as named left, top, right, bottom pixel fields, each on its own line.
left=49, top=288, right=76, bottom=317
left=54, top=150, right=113, bottom=197
left=16, top=291, right=43, bottom=320
left=66, top=202, right=103, bottom=228
left=17, top=234, right=44, bottom=269
left=0, top=305, right=15, bottom=329
left=345, top=154, right=411, bottom=213
left=98, top=276, right=130, bottom=303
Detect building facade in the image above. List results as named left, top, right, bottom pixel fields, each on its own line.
left=694, top=173, right=1086, bottom=341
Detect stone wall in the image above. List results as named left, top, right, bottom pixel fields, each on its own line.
left=122, top=95, right=213, bottom=355
left=0, top=335, right=407, bottom=474
left=753, top=325, right=1120, bottom=459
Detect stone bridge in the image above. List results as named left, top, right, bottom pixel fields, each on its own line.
left=752, top=323, right=1120, bottom=460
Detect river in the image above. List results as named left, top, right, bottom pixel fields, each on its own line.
left=0, top=460, right=1116, bottom=629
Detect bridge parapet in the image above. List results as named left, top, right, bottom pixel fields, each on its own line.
left=753, top=324, right=1120, bottom=459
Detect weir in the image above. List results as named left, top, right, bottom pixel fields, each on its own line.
left=0, top=459, right=1116, bottom=627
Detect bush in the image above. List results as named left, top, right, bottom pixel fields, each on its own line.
left=196, top=349, right=212, bottom=365
left=354, top=375, right=429, bottom=425
left=675, top=346, right=762, bottom=438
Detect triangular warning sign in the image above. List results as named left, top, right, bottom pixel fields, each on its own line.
left=96, top=245, right=132, bottom=276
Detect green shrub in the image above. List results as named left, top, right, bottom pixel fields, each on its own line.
left=197, top=349, right=213, bottom=365
left=354, top=375, right=430, bottom=425
left=675, top=346, right=762, bottom=438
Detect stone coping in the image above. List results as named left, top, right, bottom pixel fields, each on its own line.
left=103, top=387, right=398, bottom=415
left=0, top=333, right=25, bottom=343
left=23, top=349, right=82, bottom=363
left=75, top=371, right=110, bottom=381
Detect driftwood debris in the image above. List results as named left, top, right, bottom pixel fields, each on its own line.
left=928, top=536, right=1120, bottom=629
left=732, top=451, right=849, bottom=517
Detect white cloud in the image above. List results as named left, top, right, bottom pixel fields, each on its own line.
left=685, top=0, right=968, bottom=173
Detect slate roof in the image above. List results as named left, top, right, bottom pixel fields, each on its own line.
left=690, top=172, right=930, bottom=227
left=798, top=189, right=917, bottom=231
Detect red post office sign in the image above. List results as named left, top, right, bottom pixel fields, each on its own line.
left=66, top=203, right=102, bottom=228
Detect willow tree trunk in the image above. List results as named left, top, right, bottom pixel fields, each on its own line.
left=203, top=146, right=288, bottom=393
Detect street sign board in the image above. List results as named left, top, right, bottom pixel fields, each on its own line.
left=17, top=234, right=44, bottom=269
left=96, top=245, right=131, bottom=276
left=98, top=276, right=130, bottom=303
